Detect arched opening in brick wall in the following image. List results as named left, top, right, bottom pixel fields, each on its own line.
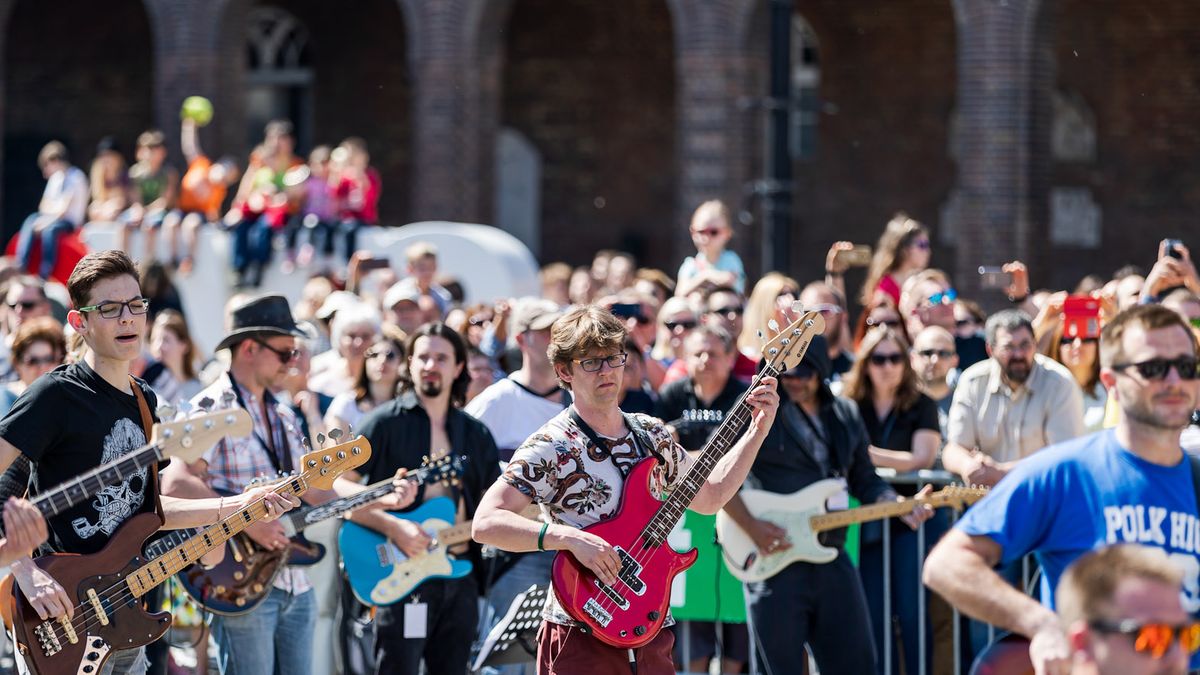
left=2, top=0, right=152, bottom=239
left=1046, top=0, right=1200, bottom=288
left=742, top=0, right=956, bottom=305
left=217, top=0, right=410, bottom=226
left=499, top=0, right=676, bottom=271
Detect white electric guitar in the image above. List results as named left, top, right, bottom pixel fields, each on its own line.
left=715, top=480, right=987, bottom=583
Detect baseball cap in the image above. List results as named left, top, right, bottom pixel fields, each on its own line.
left=383, top=283, right=422, bottom=310
left=315, top=291, right=359, bottom=321
left=511, top=298, right=563, bottom=334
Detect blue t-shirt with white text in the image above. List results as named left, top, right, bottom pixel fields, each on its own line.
left=957, top=429, right=1200, bottom=615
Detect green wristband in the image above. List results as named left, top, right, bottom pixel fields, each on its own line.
left=537, top=522, right=550, bottom=551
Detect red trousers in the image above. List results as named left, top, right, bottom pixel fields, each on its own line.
left=537, top=621, right=676, bottom=675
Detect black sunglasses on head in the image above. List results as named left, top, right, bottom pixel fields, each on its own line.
left=1112, top=356, right=1199, bottom=381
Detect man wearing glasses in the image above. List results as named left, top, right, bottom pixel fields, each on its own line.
left=473, top=304, right=778, bottom=674
left=799, top=281, right=853, bottom=377
left=926, top=304, right=1200, bottom=675
left=941, top=310, right=1084, bottom=488
left=910, top=326, right=959, bottom=438
left=1057, top=544, right=1194, bottom=675
left=163, top=294, right=398, bottom=674
left=899, top=269, right=989, bottom=370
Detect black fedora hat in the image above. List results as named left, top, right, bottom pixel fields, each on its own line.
left=216, top=295, right=307, bottom=352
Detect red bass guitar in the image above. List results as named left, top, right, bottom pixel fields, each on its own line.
left=551, top=311, right=825, bottom=648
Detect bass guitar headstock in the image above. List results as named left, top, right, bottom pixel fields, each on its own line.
left=760, top=310, right=826, bottom=375
left=154, top=409, right=252, bottom=464
left=299, top=431, right=372, bottom=490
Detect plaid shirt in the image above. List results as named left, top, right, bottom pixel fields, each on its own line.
left=193, top=372, right=311, bottom=594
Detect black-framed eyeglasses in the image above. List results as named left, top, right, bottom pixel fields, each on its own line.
left=77, top=297, right=150, bottom=319
left=8, top=300, right=42, bottom=311
left=916, top=349, right=956, bottom=359
left=1112, top=356, right=1199, bottom=381
left=1089, top=618, right=1200, bottom=658
left=573, top=353, right=628, bottom=373
left=665, top=319, right=697, bottom=332
left=254, top=339, right=299, bottom=363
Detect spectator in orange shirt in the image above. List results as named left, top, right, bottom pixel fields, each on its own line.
left=167, top=117, right=240, bottom=276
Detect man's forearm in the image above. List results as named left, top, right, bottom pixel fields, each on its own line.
left=924, top=534, right=1056, bottom=638
left=941, top=442, right=975, bottom=476
left=694, top=427, right=767, bottom=514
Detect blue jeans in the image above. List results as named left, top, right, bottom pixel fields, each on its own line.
left=209, top=587, right=316, bottom=675
left=230, top=215, right=272, bottom=283
left=15, top=214, right=74, bottom=279
left=481, top=551, right=554, bottom=675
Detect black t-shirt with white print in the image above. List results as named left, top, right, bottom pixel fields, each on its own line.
left=0, top=362, right=159, bottom=555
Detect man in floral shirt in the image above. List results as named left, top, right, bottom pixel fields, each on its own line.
left=473, top=304, right=779, bottom=675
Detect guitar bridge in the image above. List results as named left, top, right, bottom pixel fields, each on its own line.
left=33, top=621, right=62, bottom=656
left=582, top=598, right=612, bottom=627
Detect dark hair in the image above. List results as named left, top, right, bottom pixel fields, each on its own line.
left=355, top=334, right=405, bottom=405
left=68, top=250, right=139, bottom=309
left=843, top=326, right=923, bottom=413
left=153, top=310, right=199, bottom=381
left=688, top=324, right=734, bottom=353
left=401, top=323, right=471, bottom=407
left=12, top=316, right=65, bottom=365
left=1112, top=265, right=1145, bottom=282
left=264, top=119, right=294, bottom=138
left=985, top=310, right=1034, bottom=347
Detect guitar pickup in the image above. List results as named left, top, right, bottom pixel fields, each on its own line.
left=592, top=579, right=630, bottom=609
left=57, top=616, right=77, bottom=644
left=376, top=543, right=391, bottom=567
left=86, top=589, right=109, bottom=626
left=582, top=598, right=612, bottom=627
left=615, top=547, right=645, bottom=595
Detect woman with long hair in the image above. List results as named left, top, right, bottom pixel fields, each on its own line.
left=860, top=213, right=931, bottom=308
left=0, top=317, right=65, bottom=415
left=739, top=272, right=800, bottom=359
left=88, top=137, right=129, bottom=223
left=144, top=310, right=203, bottom=406
left=850, top=297, right=909, bottom=352
left=1040, top=319, right=1106, bottom=432
left=842, top=325, right=941, bottom=675
left=325, top=330, right=405, bottom=431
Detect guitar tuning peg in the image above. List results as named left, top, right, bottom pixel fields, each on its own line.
left=329, top=428, right=344, bottom=442
left=316, top=433, right=326, bottom=447
left=302, top=437, right=311, bottom=450
left=767, top=319, right=780, bottom=333
left=197, top=396, right=215, bottom=412
left=791, top=300, right=803, bottom=313
left=346, top=423, right=353, bottom=434
left=221, top=391, right=236, bottom=407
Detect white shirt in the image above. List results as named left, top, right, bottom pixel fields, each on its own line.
left=463, top=377, right=566, bottom=457
left=41, top=166, right=89, bottom=226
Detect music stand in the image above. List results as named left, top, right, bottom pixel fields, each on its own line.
left=471, top=584, right=548, bottom=671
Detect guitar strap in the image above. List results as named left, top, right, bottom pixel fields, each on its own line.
left=128, top=375, right=165, bottom=522
left=1188, top=454, right=1200, bottom=515
left=568, top=406, right=662, bottom=478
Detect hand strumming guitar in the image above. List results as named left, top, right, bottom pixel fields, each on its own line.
left=560, top=527, right=621, bottom=587
left=745, top=517, right=791, bottom=556
left=10, top=555, right=70, bottom=620
left=387, top=518, right=433, bottom=559
left=0, top=497, right=47, bottom=566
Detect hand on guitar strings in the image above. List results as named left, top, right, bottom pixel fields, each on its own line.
left=744, top=376, right=780, bottom=432
left=387, top=517, right=434, bottom=559
left=240, top=487, right=301, bottom=551
left=390, top=468, right=418, bottom=511
left=565, top=529, right=621, bottom=587
left=0, top=497, right=48, bottom=565
left=10, top=555, right=71, bottom=621
left=746, top=517, right=791, bottom=555
left=896, top=485, right=936, bottom=531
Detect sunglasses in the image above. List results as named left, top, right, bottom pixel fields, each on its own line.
left=665, top=319, right=697, bottom=332
left=911, top=240, right=931, bottom=250
left=253, top=339, right=299, bottom=363
left=926, top=289, right=958, bottom=306
left=1089, top=619, right=1200, bottom=659
left=574, top=353, right=628, bottom=373
left=365, top=350, right=398, bottom=362
left=8, top=300, right=41, bottom=311
left=916, top=349, right=955, bottom=359
left=868, top=353, right=906, bottom=367
left=1112, top=356, right=1199, bottom=381
left=708, top=307, right=744, bottom=320
left=20, top=354, right=59, bottom=367
left=78, top=297, right=151, bottom=320
left=468, top=315, right=492, bottom=327
left=691, top=228, right=723, bottom=237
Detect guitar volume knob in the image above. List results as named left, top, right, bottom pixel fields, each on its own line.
left=634, top=625, right=647, bottom=636
left=647, top=611, right=660, bottom=621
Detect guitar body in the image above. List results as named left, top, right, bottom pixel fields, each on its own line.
left=714, top=479, right=846, bottom=583
left=178, top=533, right=287, bottom=616
left=286, top=534, right=326, bottom=566
left=552, top=458, right=699, bottom=649
left=969, top=634, right=1034, bottom=675
left=339, top=497, right=472, bottom=607
left=12, top=512, right=171, bottom=675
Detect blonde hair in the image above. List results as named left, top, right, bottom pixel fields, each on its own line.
left=1056, top=544, right=1182, bottom=627
left=739, top=272, right=799, bottom=353
left=405, top=241, right=438, bottom=264
left=861, top=213, right=929, bottom=305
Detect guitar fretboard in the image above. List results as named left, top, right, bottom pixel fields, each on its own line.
left=809, top=489, right=988, bottom=533
left=124, top=476, right=308, bottom=598
left=33, top=443, right=163, bottom=520
left=641, top=364, right=782, bottom=546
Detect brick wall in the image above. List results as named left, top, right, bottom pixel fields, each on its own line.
left=500, top=0, right=677, bottom=271
left=741, top=0, right=958, bottom=292
left=2, top=0, right=153, bottom=237
left=1048, top=0, right=1200, bottom=287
